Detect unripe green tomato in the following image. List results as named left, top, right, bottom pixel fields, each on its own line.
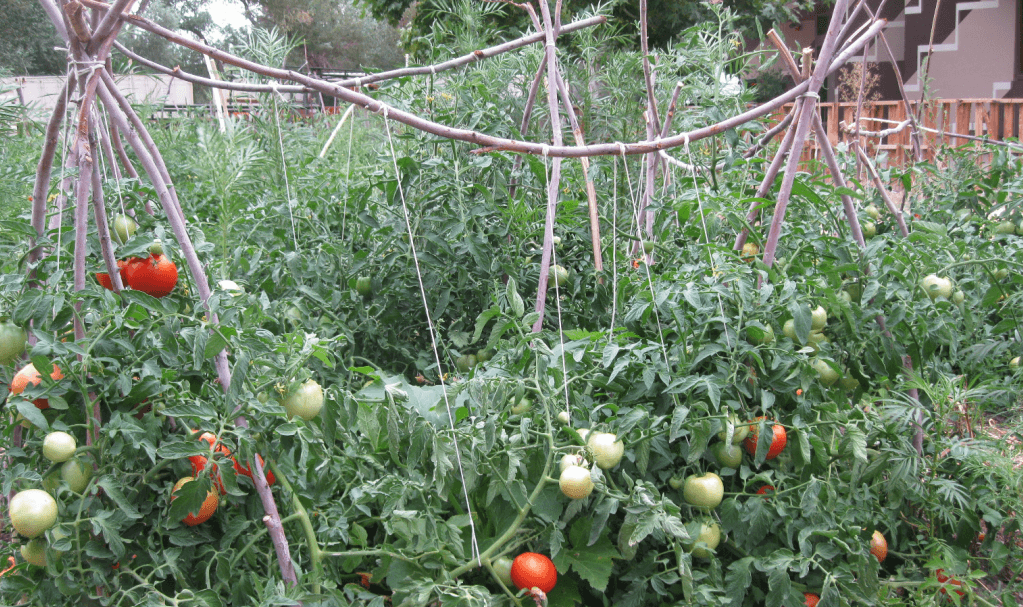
left=861, top=221, right=877, bottom=238
left=0, top=321, right=27, bottom=365
left=810, top=305, right=828, bottom=332
left=9, top=490, right=58, bottom=538
left=717, top=416, right=750, bottom=444
left=492, top=556, right=515, bottom=587
left=839, top=374, right=860, bottom=391
left=994, top=268, right=1009, bottom=280
left=952, top=290, right=965, bottom=305
left=355, top=276, right=373, bottom=296
left=587, top=432, right=624, bottom=469
left=685, top=519, right=722, bottom=559
left=283, top=379, right=325, bottom=421
left=642, top=240, right=655, bottom=254
left=864, top=204, right=880, bottom=220
left=557, top=411, right=570, bottom=425
left=510, top=397, right=531, bottom=415
left=812, top=358, right=840, bottom=386
left=61, top=459, right=92, bottom=493
left=668, top=475, right=684, bottom=490
left=551, top=265, right=570, bottom=289
left=709, top=442, right=743, bottom=469
left=993, top=220, right=1017, bottom=235
left=1010, top=356, right=1020, bottom=369
left=110, top=214, right=138, bottom=245
left=42, top=432, right=77, bottom=463
left=559, top=464, right=595, bottom=499
left=21, top=538, right=48, bottom=567
left=782, top=319, right=797, bottom=341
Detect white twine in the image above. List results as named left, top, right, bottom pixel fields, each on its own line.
left=681, top=136, right=732, bottom=346
left=270, top=91, right=299, bottom=250
left=538, top=148, right=572, bottom=427
left=381, top=111, right=481, bottom=565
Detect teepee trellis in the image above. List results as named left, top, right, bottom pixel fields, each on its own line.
left=26, top=0, right=906, bottom=586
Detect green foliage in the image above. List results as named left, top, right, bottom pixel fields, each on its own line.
left=1, top=9, right=1023, bottom=607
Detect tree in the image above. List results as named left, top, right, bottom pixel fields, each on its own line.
left=0, top=0, right=67, bottom=74
left=355, top=0, right=814, bottom=53
left=239, top=0, right=404, bottom=70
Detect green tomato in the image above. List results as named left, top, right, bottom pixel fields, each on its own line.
left=864, top=204, right=880, bottom=220
left=283, top=379, right=325, bottom=421
left=812, top=358, right=840, bottom=387
left=110, top=214, right=138, bottom=245
left=747, top=324, right=774, bottom=345
left=492, top=556, right=515, bottom=587
left=42, top=432, right=77, bottom=463
left=587, top=432, right=624, bottom=469
left=642, top=240, right=655, bottom=254
left=994, top=268, right=1009, bottom=280
left=952, top=290, right=965, bottom=305
left=861, top=221, right=877, bottom=238
left=21, top=538, right=48, bottom=567
left=993, top=220, right=1017, bottom=235
left=550, top=265, right=570, bottom=289
left=10, top=490, right=58, bottom=538
left=355, top=276, right=373, bottom=296
left=709, top=442, right=743, bottom=469
left=716, top=416, right=750, bottom=444
left=0, top=321, right=27, bottom=365
left=810, top=305, right=828, bottom=332
left=61, top=459, right=92, bottom=494
left=510, top=398, right=531, bottom=415
left=556, top=411, right=570, bottom=425
left=455, top=355, right=477, bottom=373
left=1010, top=356, right=1020, bottom=369
left=921, top=274, right=953, bottom=300
left=782, top=319, right=797, bottom=341
left=685, top=519, right=722, bottom=559
left=682, top=472, right=724, bottom=511
left=559, top=464, right=595, bottom=499
left=668, top=475, right=685, bottom=490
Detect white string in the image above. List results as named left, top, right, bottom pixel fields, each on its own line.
left=381, top=112, right=481, bottom=565
left=681, top=136, right=733, bottom=346
left=271, top=90, right=299, bottom=250
left=539, top=149, right=572, bottom=423
left=52, top=59, right=77, bottom=311
left=627, top=148, right=671, bottom=370
left=341, top=106, right=356, bottom=242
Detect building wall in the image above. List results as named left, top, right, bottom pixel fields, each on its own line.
left=0, top=74, right=193, bottom=116
left=901, top=0, right=1016, bottom=98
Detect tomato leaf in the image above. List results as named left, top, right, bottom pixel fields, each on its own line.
left=96, top=477, right=142, bottom=520
left=724, top=557, right=754, bottom=606
left=556, top=518, right=620, bottom=593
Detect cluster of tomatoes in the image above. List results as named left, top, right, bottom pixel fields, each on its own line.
left=94, top=215, right=179, bottom=298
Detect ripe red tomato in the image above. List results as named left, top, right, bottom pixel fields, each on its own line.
left=122, top=254, right=178, bottom=297
left=935, top=569, right=965, bottom=598
left=510, top=552, right=557, bottom=594
left=743, top=417, right=786, bottom=459
left=171, top=477, right=218, bottom=526
left=869, top=530, right=887, bottom=563
left=96, top=260, right=127, bottom=291
left=189, top=431, right=276, bottom=489
left=10, top=362, right=64, bottom=409
left=756, top=485, right=775, bottom=496
left=804, top=592, right=820, bottom=607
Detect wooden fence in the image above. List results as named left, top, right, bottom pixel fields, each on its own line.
left=775, top=99, right=1023, bottom=166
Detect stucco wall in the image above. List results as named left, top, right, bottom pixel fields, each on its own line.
left=902, top=0, right=1015, bottom=98
left=0, top=74, right=193, bottom=116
